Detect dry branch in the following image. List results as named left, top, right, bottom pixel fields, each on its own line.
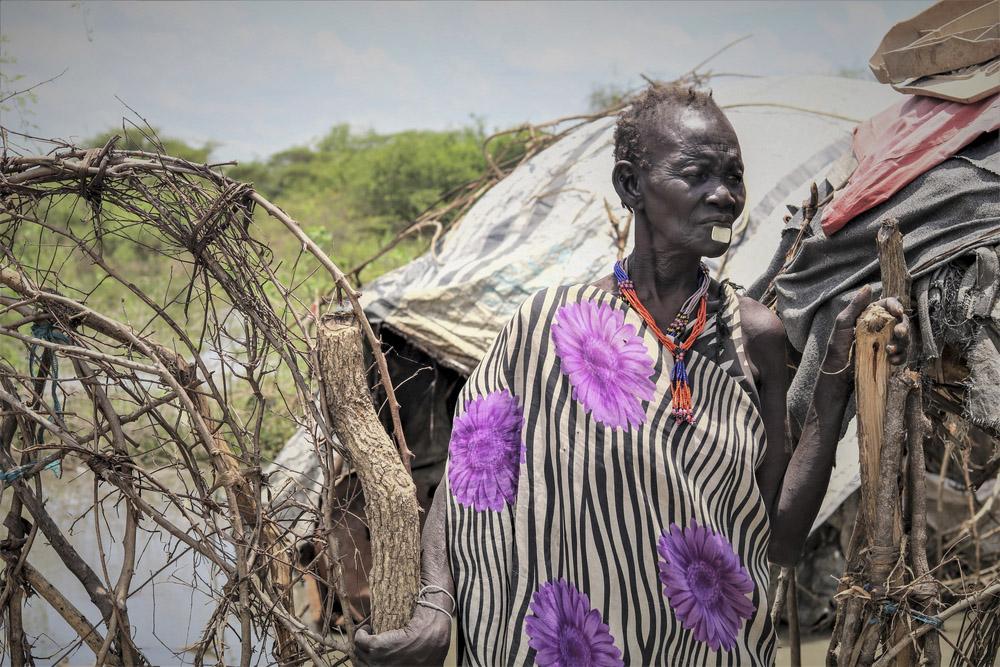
left=317, top=311, right=420, bottom=633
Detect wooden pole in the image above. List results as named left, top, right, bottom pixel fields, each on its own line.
left=788, top=569, right=802, bottom=667
left=906, top=384, right=941, bottom=667
left=831, top=218, right=922, bottom=666
left=317, top=310, right=421, bottom=634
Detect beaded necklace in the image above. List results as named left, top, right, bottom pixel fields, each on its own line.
left=614, top=260, right=710, bottom=424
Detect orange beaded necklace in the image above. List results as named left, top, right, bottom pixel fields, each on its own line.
left=614, top=261, right=709, bottom=424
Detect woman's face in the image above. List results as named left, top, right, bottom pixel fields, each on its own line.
left=638, top=105, right=746, bottom=258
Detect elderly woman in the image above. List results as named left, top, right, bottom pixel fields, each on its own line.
left=356, top=84, right=909, bottom=666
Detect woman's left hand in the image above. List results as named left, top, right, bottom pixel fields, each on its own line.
left=824, top=285, right=910, bottom=374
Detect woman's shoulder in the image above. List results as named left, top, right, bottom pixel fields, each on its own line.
left=736, top=294, right=785, bottom=344
left=512, top=281, right=620, bottom=324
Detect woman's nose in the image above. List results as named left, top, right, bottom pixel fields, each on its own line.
left=706, top=182, right=736, bottom=209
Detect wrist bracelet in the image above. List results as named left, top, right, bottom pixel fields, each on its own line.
left=417, top=584, right=456, bottom=619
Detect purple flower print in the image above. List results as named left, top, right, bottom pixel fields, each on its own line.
left=551, top=301, right=656, bottom=429
left=525, top=579, right=623, bottom=667
left=657, top=519, right=755, bottom=652
left=447, top=390, right=524, bottom=512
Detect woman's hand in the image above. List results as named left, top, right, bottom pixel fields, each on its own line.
left=354, top=487, right=454, bottom=666
left=354, top=601, right=452, bottom=666
left=824, top=285, right=910, bottom=375
left=770, top=285, right=911, bottom=565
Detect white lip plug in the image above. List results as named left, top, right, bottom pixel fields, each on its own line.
left=711, top=225, right=732, bottom=244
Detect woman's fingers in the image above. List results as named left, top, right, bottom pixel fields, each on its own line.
left=353, top=627, right=374, bottom=663
left=877, top=298, right=909, bottom=365
left=835, top=285, right=874, bottom=330
left=880, top=297, right=905, bottom=320
left=353, top=625, right=419, bottom=665
left=893, top=321, right=909, bottom=343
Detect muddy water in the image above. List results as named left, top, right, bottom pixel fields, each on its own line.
left=2, top=465, right=253, bottom=665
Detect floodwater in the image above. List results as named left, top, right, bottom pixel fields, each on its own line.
left=2, top=464, right=251, bottom=666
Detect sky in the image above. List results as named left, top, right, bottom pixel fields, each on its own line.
left=2, top=0, right=933, bottom=162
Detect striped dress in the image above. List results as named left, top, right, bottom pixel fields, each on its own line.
left=444, top=282, right=776, bottom=666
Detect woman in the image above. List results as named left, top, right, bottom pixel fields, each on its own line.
left=356, top=84, right=909, bottom=666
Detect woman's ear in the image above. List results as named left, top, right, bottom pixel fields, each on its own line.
left=612, top=160, right=642, bottom=213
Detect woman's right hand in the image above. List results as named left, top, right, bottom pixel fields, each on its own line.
left=354, top=485, right=454, bottom=666
left=353, top=600, right=452, bottom=666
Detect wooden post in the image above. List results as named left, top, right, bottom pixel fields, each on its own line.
left=832, top=218, right=922, bottom=666
left=854, top=305, right=895, bottom=536
left=906, top=384, right=941, bottom=666
left=788, top=569, right=802, bottom=667
left=317, top=310, right=421, bottom=633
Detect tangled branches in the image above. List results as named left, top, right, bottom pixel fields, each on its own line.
left=0, top=130, right=412, bottom=665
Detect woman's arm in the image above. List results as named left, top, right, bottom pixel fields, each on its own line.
left=354, top=484, right=454, bottom=666
left=746, top=287, right=909, bottom=566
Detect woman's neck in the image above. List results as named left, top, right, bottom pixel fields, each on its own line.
left=625, top=248, right=702, bottom=303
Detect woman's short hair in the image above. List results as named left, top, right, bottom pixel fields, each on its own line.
left=613, top=83, right=717, bottom=169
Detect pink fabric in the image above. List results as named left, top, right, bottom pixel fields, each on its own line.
left=822, top=93, right=999, bottom=235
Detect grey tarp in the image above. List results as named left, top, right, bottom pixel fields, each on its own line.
left=768, top=136, right=1000, bottom=433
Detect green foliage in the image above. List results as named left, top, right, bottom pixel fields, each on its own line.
left=230, top=123, right=488, bottom=231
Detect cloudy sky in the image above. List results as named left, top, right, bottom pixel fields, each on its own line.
left=3, top=1, right=931, bottom=161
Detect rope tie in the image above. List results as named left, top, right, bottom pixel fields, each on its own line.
left=0, top=459, right=62, bottom=485
left=880, top=602, right=943, bottom=629
left=28, top=322, right=72, bottom=441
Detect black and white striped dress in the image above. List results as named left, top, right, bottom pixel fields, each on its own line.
left=444, top=283, right=775, bottom=666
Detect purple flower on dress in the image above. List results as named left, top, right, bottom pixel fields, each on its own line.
left=447, top=390, right=524, bottom=512
left=525, top=579, right=624, bottom=667
left=657, top=519, right=755, bottom=652
left=551, top=301, right=656, bottom=429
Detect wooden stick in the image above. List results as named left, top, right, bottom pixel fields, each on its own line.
left=20, top=561, right=116, bottom=663
left=906, top=384, right=941, bottom=666
left=854, top=305, right=895, bottom=533
left=771, top=566, right=790, bottom=628
left=876, top=219, right=911, bottom=310
left=316, top=310, right=420, bottom=633
left=249, top=192, right=414, bottom=473
left=788, top=569, right=802, bottom=667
